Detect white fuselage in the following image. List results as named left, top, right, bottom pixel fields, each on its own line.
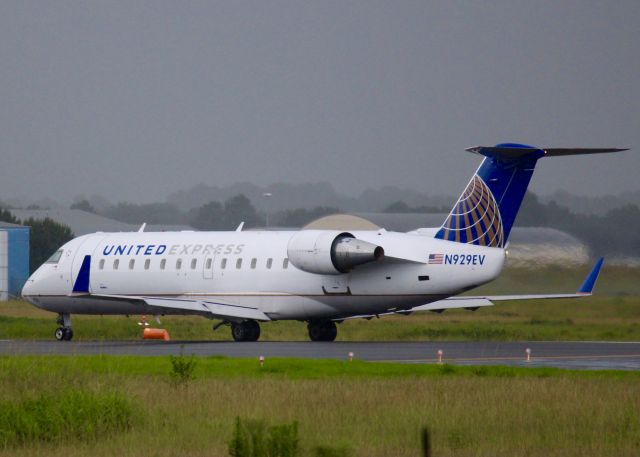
left=22, top=229, right=505, bottom=321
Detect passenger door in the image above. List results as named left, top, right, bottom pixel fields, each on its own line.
left=70, top=235, right=107, bottom=292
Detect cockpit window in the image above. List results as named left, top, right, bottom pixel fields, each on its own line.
left=45, top=250, right=63, bottom=264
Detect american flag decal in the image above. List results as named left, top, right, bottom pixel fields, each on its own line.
left=428, top=254, right=444, bottom=265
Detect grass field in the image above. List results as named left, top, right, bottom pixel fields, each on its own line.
left=2, top=266, right=639, bottom=456
left=2, top=265, right=639, bottom=342
left=0, top=356, right=638, bottom=457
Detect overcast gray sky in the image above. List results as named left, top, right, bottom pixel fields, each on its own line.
left=1, top=1, right=638, bottom=204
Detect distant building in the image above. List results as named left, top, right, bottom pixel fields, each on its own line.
left=0, top=222, right=29, bottom=300
left=11, top=209, right=193, bottom=236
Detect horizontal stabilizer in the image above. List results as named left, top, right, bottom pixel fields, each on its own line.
left=542, top=148, right=629, bottom=156
left=466, top=145, right=628, bottom=162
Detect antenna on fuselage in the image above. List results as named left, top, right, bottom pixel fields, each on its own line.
left=235, top=222, right=245, bottom=232
left=138, top=223, right=146, bottom=233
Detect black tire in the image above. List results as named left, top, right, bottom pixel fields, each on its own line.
left=308, top=321, right=337, bottom=342
left=231, top=323, right=246, bottom=342
left=322, top=321, right=337, bottom=342
left=232, top=321, right=261, bottom=342
left=63, top=328, right=74, bottom=341
left=308, top=322, right=321, bottom=341
left=246, top=321, right=261, bottom=342
left=55, top=327, right=65, bottom=341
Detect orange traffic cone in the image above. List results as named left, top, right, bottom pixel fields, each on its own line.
left=143, top=328, right=170, bottom=341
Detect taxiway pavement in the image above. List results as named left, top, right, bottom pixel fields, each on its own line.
left=1, top=340, right=639, bottom=370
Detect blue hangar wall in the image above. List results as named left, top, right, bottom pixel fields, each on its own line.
left=0, top=224, right=30, bottom=300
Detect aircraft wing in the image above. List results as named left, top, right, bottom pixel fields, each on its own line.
left=143, top=297, right=270, bottom=321
left=73, top=292, right=271, bottom=322
left=336, top=298, right=494, bottom=321
left=338, top=257, right=604, bottom=320
left=466, top=256, right=604, bottom=302
left=69, top=255, right=270, bottom=322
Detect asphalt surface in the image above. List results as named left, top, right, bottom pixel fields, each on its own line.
left=1, top=340, right=639, bottom=370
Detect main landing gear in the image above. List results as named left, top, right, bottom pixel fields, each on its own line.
left=223, top=320, right=338, bottom=342
left=307, top=320, right=337, bottom=342
left=55, top=313, right=73, bottom=341
left=231, top=320, right=261, bottom=342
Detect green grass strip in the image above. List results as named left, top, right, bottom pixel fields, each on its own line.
left=0, top=390, right=139, bottom=448
left=1, top=355, right=638, bottom=381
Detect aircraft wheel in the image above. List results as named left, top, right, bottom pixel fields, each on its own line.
left=231, top=321, right=260, bottom=342
left=56, top=327, right=73, bottom=341
left=231, top=323, right=246, bottom=341
left=322, top=321, right=337, bottom=342
left=55, top=327, right=65, bottom=341
left=308, top=321, right=337, bottom=342
left=308, top=322, right=321, bottom=341
left=246, top=320, right=261, bottom=342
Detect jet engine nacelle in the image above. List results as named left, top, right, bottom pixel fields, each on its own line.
left=287, top=230, right=384, bottom=275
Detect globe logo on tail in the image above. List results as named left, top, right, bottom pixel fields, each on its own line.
left=437, top=175, right=504, bottom=248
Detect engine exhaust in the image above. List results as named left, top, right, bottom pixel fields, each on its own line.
left=331, top=236, right=384, bottom=273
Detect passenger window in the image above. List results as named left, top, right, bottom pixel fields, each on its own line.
left=144, top=259, right=150, bottom=270
left=176, top=258, right=182, bottom=270
left=236, top=258, right=242, bottom=269
left=251, top=258, right=257, bottom=269
left=113, top=259, right=119, bottom=270
left=129, top=259, right=135, bottom=270
left=160, top=259, right=166, bottom=270
left=99, top=259, right=105, bottom=270
left=266, top=258, right=273, bottom=269
left=221, top=258, right=227, bottom=269
left=283, top=258, right=289, bottom=269
left=191, top=258, right=197, bottom=270
left=206, top=258, right=212, bottom=269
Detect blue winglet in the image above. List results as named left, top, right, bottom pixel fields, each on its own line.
left=577, top=257, right=604, bottom=294
left=72, top=255, right=91, bottom=294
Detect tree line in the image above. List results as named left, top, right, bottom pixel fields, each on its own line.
left=1, top=197, right=338, bottom=272
left=72, top=195, right=338, bottom=231
left=0, top=208, right=74, bottom=273
left=517, top=192, right=640, bottom=258
left=3, top=189, right=639, bottom=273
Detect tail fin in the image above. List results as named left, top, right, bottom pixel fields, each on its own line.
left=435, top=143, right=627, bottom=248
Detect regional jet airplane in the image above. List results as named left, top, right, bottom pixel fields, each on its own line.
left=22, top=144, right=625, bottom=341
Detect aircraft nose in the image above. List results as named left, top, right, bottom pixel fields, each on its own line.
left=21, top=278, right=35, bottom=298
left=21, top=271, right=42, bottom=299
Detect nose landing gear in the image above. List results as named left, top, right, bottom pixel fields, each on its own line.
left=55, top=313, right=73, bottom=341
left=54, top=327, right=73, bottom=341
